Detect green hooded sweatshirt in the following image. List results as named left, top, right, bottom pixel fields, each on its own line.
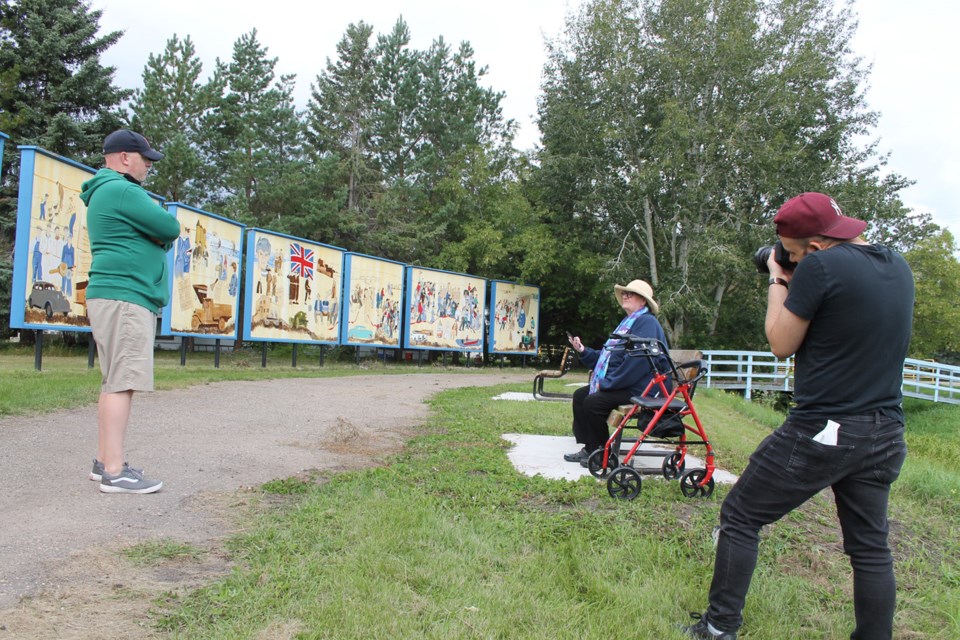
left=79, top=169, right=181, bottom=313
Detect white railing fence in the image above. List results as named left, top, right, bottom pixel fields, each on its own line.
left=698, top=351, right=960, bottom=406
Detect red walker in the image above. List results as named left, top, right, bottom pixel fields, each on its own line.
left=586, top=334, right=716, bottom=500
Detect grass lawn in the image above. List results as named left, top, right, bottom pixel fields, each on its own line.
left=147, top=384, right=959, bottom=639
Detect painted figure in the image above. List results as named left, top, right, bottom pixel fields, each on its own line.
left=32, top=235, right=43, bottom=283
left=228, top=262, right=238, bottom=297
left=60, top=233, right=75, bottom=296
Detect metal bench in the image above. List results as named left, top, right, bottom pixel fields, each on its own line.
left=532, top=347, right=578, bottom=400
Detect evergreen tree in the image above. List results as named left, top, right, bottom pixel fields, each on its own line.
left=305, top=19, right=517, bottom=264
left=0, top=0, right=129, bottom=163
left=369, top=18, right=421, bottom=182
left=306, top=21, right=378, bottom=219
left=203, top=29, right=303, bottom=227
left=0, top=0, right=129, bottom=337
left=129, top=34, right=218, bottom=203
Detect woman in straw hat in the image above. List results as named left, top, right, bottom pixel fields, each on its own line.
left=563, top=279, right=670, bottom=465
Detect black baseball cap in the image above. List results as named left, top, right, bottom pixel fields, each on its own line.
left=102, top=129, right=164, bottom=161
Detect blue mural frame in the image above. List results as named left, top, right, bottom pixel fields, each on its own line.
left=10, top=146, right=169, bottom=332
left=339, top=252, right=406, bottom=348
left=402, top=265, right=487, bottom=352
left=486, top=280, right=541, bottom=356
left=241, top=228, right=346, bottom=345
left=160, top=202, right=246, bottom=339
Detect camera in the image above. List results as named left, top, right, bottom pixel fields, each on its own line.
left=754, top=240, right=797, bottom=274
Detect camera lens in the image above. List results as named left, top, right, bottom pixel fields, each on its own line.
left=754, top=241, right=798, bottom=274
left=754, top=246, right=773, bottom=274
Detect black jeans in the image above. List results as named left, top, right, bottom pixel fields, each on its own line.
left=706, top=412, right=907, bottom=639
left=571, top=384, right=636, bottom=453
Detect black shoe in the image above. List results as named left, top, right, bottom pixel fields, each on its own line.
left=681, top=613, right=737, bottom=639
left=563, top=447, right=588, bottom=462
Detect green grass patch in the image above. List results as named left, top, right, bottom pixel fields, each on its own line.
left=151, top=385, right=960, bottom=639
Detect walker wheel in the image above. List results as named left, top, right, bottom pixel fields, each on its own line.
left=679, top=469, right=715, bottom=499
left=662, top=452, right=686, bottom=480
left=607, top=466, right=642, bottom=500
left=588, top=449, right=618, bottom=479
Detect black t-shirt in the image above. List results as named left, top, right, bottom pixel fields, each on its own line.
left=784, top=243, right=914, bottom=419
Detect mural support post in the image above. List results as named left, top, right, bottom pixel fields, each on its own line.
left=34, top=330, right=43, bottom=371
left=215, top=339, right=221, bottom=369
left=261, top=343, right=268, bottom=368
left=319, top=345, right=325, bottom=367
left=442, top=351, right=447, bottom=368
left=87, top=335, right=96, bottom=369
left=417, top=351, right=423, bottom=368
left=292, top=344, right=298, bottom=368
left=180, top=339, right=188, bottom=366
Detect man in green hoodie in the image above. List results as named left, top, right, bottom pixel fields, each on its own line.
left=79, top=129, right=181, bottom=494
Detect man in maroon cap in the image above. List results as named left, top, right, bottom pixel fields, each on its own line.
left=684, top=193, right=914, bottom=640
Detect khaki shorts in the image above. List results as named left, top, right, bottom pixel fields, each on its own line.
left=87, top=299, right=157, bottom=393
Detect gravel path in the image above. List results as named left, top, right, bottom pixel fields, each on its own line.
left=0, top=371, right=528, bottom=620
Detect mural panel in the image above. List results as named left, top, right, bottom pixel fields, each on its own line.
left=10, top=147, right=119, bottom=330
left=488, top=281, right=540, bottom=355
left=340, top=253, right=405, bottom=348
left=242, top=229, right=344, bottom=344
left=160, top=204, right=244, bottom=338
left=403, top=266, right=486, bottom=352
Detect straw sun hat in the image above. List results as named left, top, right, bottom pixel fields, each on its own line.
left=613, top=279, right=659, bottom=315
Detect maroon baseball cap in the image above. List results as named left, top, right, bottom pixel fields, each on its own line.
left=774, top=192, right=866, bottom=239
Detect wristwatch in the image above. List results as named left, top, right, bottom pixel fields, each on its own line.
left=768, top=277, right=789, bottom=289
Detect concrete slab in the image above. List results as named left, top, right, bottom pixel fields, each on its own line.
left=492, top=392, right=538, bottom=402
left=501, top=433, right=738, bottom=485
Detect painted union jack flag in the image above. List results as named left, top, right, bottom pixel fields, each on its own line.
left=289, top=243, right=314, bottom=278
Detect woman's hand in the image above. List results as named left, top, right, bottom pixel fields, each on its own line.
left=568, top=334, right=584, bottom=353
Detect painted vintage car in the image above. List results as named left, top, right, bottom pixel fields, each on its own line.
left=28, top=281, right=72, bottom=318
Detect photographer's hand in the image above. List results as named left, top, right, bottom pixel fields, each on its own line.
left=766, top=252, right=792, bottom=283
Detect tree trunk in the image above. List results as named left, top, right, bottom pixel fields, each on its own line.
left=642, top=197, right=658, bottom=285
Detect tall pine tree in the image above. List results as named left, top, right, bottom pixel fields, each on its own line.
left=203, top=29, right=303, bottom=227
left=0, top=0, right=130, bottom=337
left=129, top=34, right=219, bottom=204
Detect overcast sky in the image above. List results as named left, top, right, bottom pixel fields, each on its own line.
left=91, top=0, right=959, bottom=239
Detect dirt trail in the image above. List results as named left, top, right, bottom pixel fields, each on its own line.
left=0, top=371, right=528, bottom=638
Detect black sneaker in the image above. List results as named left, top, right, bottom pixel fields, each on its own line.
left=563, top=447, right=589, bottom=462
left=100, top=463, right=162, bottom=494
left=681, top=613, right=737, bottom=639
